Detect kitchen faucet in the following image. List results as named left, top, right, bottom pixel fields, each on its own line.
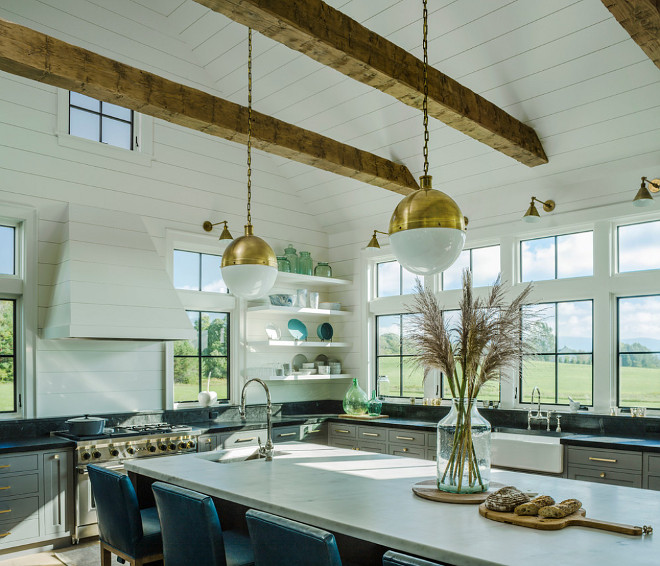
left=239, top=378, right=274, bottom=461
left=527, top=386, right=553, bottom=431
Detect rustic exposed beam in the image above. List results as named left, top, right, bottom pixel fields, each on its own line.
left=0, top=18, right=419, bottom=195
left=193, top=0, right=548, bottom=168
left=601, top=0, right=660, bottom=70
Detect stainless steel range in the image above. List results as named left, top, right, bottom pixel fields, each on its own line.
left=54, top=423, right=201, bottom=542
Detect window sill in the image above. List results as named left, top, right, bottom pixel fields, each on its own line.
left=56, top=132, right=153, bottom=166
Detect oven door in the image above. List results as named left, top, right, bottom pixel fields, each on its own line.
left=75, top=462, right=125, bottom=542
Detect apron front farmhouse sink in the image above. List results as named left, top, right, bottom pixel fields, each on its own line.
left=491, top=431, right=565, bottom=474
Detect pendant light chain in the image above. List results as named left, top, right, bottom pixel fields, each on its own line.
left=246, top=28, right=253, bottom=226
left=422, top=0, right=429, bottom=177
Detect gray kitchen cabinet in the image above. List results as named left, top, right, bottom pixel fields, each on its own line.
left=328, top=423, right=357, bottom=442
left=272, top=426, right=300, bottom=443
left=43, top=450, right=73, bottom=536
left=387, top=429, right=426, bottom=447
left=197, top=434, right=219, bottom=452
left=300, top=423, right=328, bottom=445
left=566, top=446, right=642, bottom=488
left=389, top=444, right=426, bottom=459
left=220, top=429, right=267, bottom=449
left=644, top=453, right=660, bottom=490
left=328, top=423, right=434, bottom=459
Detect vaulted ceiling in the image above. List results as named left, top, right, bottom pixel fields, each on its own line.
left=2, top=0, right=659, bottom=236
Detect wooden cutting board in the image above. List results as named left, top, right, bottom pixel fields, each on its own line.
left=479, top=503, right=650, bottom=536
left=412, top=480, right=505, bottom=504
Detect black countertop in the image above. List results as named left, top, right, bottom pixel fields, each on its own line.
left=0, top=436, right=75, bottom=455
left=560, top=434, right=660, bottom=453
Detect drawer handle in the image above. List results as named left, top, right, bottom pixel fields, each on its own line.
left=278, top=432, right=296, bottom=437
left=600, top=472, right=606, bottom=478
left=308, top=430, right=320, bottom=434
left=335, top=430, right=350, bottom=434
left=235, top=437, right=257, bottom=443
left=0, top=509, right=10, bottom=514
left=205, top=439, right=212, bottom=443
left=0, top=532, right=10, bottom=538
left=589, top=457, right=617, bottom=463
left=362, top=432, right=379, bottom=437
left=0, top=465, right=9, bottom=469
left=0, top=487, right=10, bottom=491
left=396, top=436, right=414, bottom=441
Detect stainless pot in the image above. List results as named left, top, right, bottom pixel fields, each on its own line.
left=66, top=415, right=106, bottom=436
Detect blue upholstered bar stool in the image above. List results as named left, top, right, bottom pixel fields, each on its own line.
left=245, top=509, right=343, bottom=566
left=86, top=465, right=163, bottom=566
left=151, top=482, right=254, bottom=566
left=383, top=550, right=447, bottom=566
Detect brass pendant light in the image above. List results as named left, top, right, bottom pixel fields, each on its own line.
left=387, top=0, right=466, bottom=276
left=220, top=29, right=277, bottom=299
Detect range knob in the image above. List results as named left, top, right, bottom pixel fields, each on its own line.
left=147, top=444, right=157, bottom=453
left=81, top=452, right=91, bottom=460
left=92, top=450, right=102, bottom=459
left=109, top=446, right=119, bottom=457
left=159, top=444, right=168, bottom=452
left=168, top=443, right=177, bottom=451
left=126, top=445, right=136, bottom=455
left=187, top=441, right=196, bottom=449
left=178, top=441, right=187, bottom=450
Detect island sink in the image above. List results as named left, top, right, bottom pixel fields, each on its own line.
left=196, top=446, right=290, bottom=464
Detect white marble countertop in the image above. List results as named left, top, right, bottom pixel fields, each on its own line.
left=125, top=443, right=658, bottom=566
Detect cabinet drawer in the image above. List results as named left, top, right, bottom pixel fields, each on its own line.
left=388, top=430, right=426, bottom=447
left=0, top=455, right=38, bottom=475
left=357, top=426, right=387, bottom=442
left=0, top=518, right=39, bottom=547
left=566, top=446, right=642, bottom=472
left=273, top=427, right=300, bottom=443
left=358, top=441, right=387, bottom=454
left=0, top=474, right=39, bottom=498
left=567, top=465, right=642, bottom=488
left=646, top=454, right=660, bottom=475
left=221, top=430, right=266, bottom=448
left=388, top=444, right=426, bottom=459
left=0, top=496, right=39, bottom=521
left=329, top=423, right=357, bottom=439
left=427, top=434, right=437, bottom=448
left=301, top=423, right=328, bottom=444
left=329, top=438, right=357, bottom=450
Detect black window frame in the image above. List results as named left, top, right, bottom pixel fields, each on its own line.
left=441, top=244, right=500, bottom=291
left=173, top=249, right=228, bottom=294
left=519, top=299, right=594, bottom=406
left=69, top=92, right=134, bottom=150
left=520, top=230, right=593, bottom=282
left=173, top=310, right=230, bottom=404
left=0, top=299, right=17, bottom=414
left=616, top=294, right=660, bottom=409
left=375, top=313, right=421, bottom=399
left=617, top=220, right=660, bottom=274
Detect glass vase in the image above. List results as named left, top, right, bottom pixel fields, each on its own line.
left=343, top=378, right=368, bottom=415
left=314, top=262, right=332, bottom=277
left=276, top=256, right=291, bottom=272
left=284, top=244, right=298, bottom=275
left=437, top=398, right=491, bottom=494
left=367, top=390, right=382, bottom=416
left=298, top=251, right=313, bottom=275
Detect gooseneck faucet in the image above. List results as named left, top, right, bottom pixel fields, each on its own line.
left=528, top=386, right=554, bottom=431
left=239, top=378, right=274, bottom=461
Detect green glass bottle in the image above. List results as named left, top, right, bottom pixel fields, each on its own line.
left=284, top=244, right=298, bottom=274
left=368, top=390, right=382, bottom=416
left=298, top=251, right=313, bottom=275
left=342, top=378, right=368, bottom=415
left=314, top=262, right=332, bottom=277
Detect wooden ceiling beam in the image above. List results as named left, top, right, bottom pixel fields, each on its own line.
left=601, top=0, right=660, bottom=70
left=0, top=18, right=419, bottom=195
left=193, top=0, right=548, bottom=168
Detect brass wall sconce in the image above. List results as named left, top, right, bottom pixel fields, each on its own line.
left=632, top=176, right=660, bottom=207
left=366, top=230, right=389, bottom=249
left=202, top=220, right=234, bottom=251
left=523, top=196, right=555, bottom=223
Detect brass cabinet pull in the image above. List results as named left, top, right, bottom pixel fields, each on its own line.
left=0, top=509, right=10, bottom=514
left=600, top=472, right=606, bottom=478
left=0, top=487, right=10, bottom=491
left=589, top=457, right=617, bottom=463
left=362, top=432, right=379, bottom=437
left=396, top=436, right=414, bottom=441
left=205, top=438, right=212, bottom=443
left=0, top=465, right=10, bottom=469
left=278, top=432, right=296, bottom=437
left=402, top=448, right=409, bottom=452
left=0, top=532, right=10, bottom=538
left=235, top=437, right=256, bottom=443
left=308, top=430, right=320, bottom=434
left=335, top=429, right=350, bottom=434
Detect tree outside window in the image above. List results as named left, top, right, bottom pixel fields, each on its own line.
left=0, top=300, right=16, bottom=412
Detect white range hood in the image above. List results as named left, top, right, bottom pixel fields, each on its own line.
left=41, top=204, right=195, bottom=341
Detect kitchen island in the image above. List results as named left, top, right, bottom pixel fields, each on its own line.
left=125, top=443, right=657, bottom=566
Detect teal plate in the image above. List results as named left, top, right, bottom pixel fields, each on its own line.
left=317, top=322, right=334, bottom=341
left=288, top=319, right=308, bottom=340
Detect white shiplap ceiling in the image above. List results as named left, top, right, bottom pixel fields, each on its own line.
left=4, top=0, right=660, bottom=235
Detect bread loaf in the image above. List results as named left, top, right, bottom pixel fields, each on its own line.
left=513, top=495, right=555, bottom=516
left=485, top=486, right=530, bottom=512
left=538, top=498, right=582, bottom=518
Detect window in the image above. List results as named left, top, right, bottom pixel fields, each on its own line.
left=521, top=231, right=593, bottom=281
left=0, top=300, right=16, bottom=413
left=173, top=250, right=227, bottom=293
left=69, top=92, right=133, bottom=150
left=617, top=220, right=660, bottom=273
left=173, top=311, right=229, bottom=403
left=521, top=301, right=593, bottom=406
left=618, top=296, right=660, bottom=409
left=0, top=226, right=14, bottom=275
left=376, top=314, right=422, bottom=398
left=442, top=245, right=500, bottom=290
left=376, top=261, right=419, bottom=297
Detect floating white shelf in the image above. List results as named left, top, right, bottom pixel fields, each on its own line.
left=274, top=272, right=351, bottom=287
left=262, top=374, right=352, bottom=382
left=247, top=306, right=348, bottom=317
left=248, top=340, right=351, bottom=349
